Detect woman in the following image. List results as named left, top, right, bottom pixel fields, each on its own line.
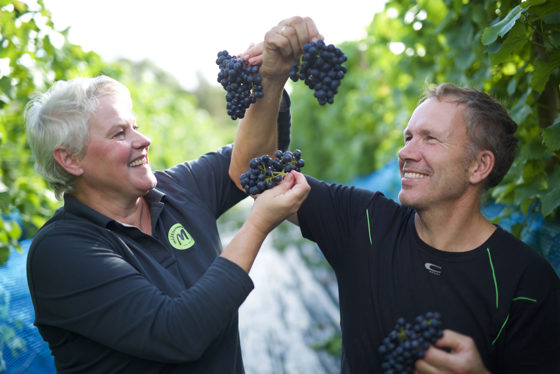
left=25, top=16, right=318, bottom=373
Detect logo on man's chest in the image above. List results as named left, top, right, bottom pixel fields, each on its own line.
left=168, top=223, right=195, bottom=250
left=424, top=262, right=442, bottom=276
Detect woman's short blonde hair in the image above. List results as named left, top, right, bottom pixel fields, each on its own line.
left=25, top=75, right=131, bottom=199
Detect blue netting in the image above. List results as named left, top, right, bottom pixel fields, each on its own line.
left=0, top=239, right=55, bottom=374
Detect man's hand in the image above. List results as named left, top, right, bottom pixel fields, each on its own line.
left=239, top=16, right=322, bottom=81
left=414, top=329, right=490, bottom=374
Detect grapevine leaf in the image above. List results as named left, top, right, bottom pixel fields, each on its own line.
left=542, top=117, right=560, bottom=151
left=0, top=77, right=13, bottom=100
left=481, top=5, right=523, bottom=45
left=0, top=244, right=8, bottom=266
left=541, top=169, right=560, bottom=216
left=7, top=219, right=22, bottom=240
left=506, top=78, right=517, bottom=95
left=511, top=103, right=532, bottom=125
left=520, top=198, right=534, bottom=216
left=511, top=223, right=524, bottom=239
left=489, top=23, right=529, bottom=65
left=509, top=90, right=532, bottom=124
left=513, top=174, right=545, bottom=208
left=521, top=0, right=560, bottom=17
left=531, top=50, right=560, bottom=93
left=520, top=140, right=549, bottom=161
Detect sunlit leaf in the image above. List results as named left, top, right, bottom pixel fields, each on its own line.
left=489, top=23, right=529, bottom=65
left=481, top=5, right=523, bottom=45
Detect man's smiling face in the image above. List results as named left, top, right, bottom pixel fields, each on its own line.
left=397, top=97, right=473, bottom=212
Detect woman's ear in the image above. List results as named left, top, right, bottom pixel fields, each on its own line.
left=469, top=150, right=494, bottom=185
left=53, top=146, right=84, bottom=176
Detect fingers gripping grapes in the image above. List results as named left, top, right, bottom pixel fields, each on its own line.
left=240, top=149, right=305, bottom=196
left=216, top=40, right=347, bottom=119
left=378, top=312, right=444, bottom=374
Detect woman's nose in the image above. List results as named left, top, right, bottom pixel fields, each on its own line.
left=132, top=130, right=151, bottom=149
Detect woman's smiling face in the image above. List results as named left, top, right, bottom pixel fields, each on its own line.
left=76, top=94, right=157, bottom=201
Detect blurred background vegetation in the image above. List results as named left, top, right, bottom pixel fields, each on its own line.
left=2, top=0, right=559, bottom=261
left=0, top=0, right=559, bottom=368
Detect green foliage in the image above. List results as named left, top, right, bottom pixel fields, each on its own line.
left=291, top=0, right=560, bottom=226
left=1, top=0, right=65, bottom=260
left=0, top=0, right=235, bottom=266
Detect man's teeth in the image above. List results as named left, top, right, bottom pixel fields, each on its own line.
left=129, top=158, right=145, bottom=167
left=404, top=172, right=425, bottom=179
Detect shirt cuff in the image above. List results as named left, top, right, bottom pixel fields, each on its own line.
left=277, top=90, right=292, bottom=151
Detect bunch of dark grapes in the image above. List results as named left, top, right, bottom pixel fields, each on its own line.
left=240, top=149, right=305, bottom=195
left=216, top=50, right=264, bottom=120
left=378, top=312, right=444, bottom=374
left=289, top=40, right=347, bottom=105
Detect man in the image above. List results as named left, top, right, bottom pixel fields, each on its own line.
left=231, top=82, right=560, bottom=373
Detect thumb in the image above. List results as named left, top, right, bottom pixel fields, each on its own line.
left=274, top=171, right=295, bottom=193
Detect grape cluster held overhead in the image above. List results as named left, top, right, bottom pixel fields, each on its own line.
left=289, top=39, right=347, bottom=105
left=216, top=50, right=263, bottom=120
left=216, top=40, right=347, bottom=120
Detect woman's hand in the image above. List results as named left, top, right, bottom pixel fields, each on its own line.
left=247, top=170, right=310, bottom=235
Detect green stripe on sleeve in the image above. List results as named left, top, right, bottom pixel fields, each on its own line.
left=366, top=209, right=372, bottom=246
left=512, top=296, right=537, bottom=302
left=492, top=313, right=509, bottom=345
left=486, top=247, right=498, bottom=309
left=491, top=297, right=537, bottom=345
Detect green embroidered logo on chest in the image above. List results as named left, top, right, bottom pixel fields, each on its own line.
left=168, top=223, right=195, bottom=250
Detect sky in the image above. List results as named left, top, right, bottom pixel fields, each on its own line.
left=43, top=0, right=387, bottom=90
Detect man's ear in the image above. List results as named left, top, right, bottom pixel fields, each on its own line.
left=469, top=150, right=494, bottom=185
left=53, top=146, right=84, bottom=176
